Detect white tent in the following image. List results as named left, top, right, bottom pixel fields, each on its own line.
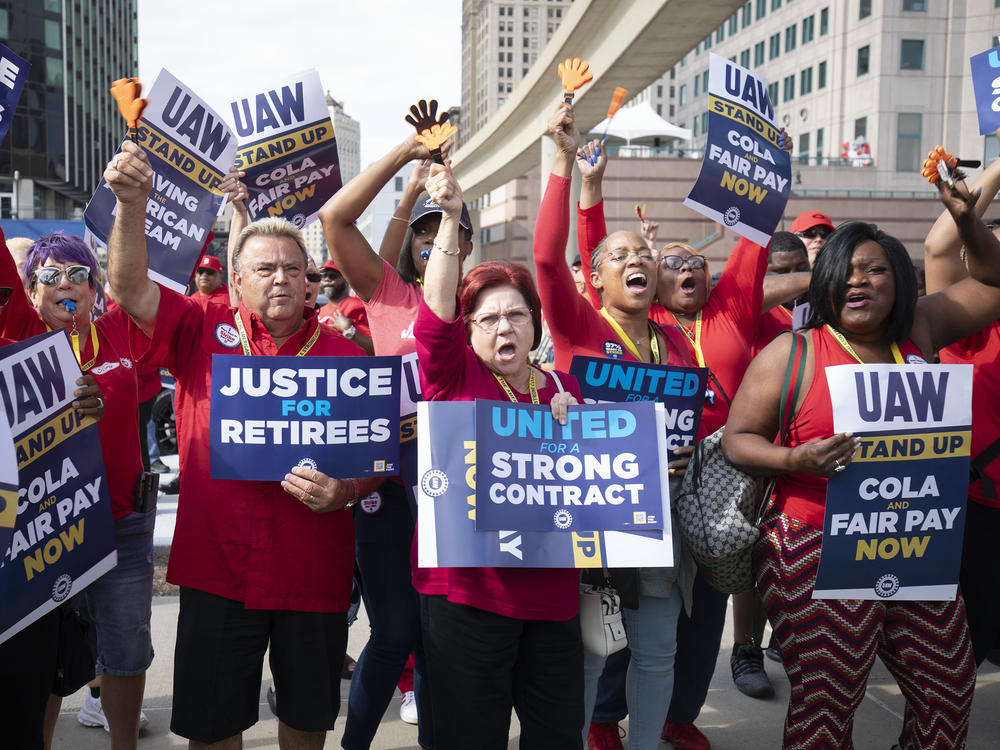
left=589, top=100, right=692, bottom=144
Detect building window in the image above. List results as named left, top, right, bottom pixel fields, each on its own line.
left=769, top=33, right=781, bottom=60
left=679, top=84, right=687, bottom=106
left=855, top=116, right=867, bottom=138
left=704, top=34, right=712, bottom=50
left=783, top=75, right=795, bottom=102
left=902, top=0, right=926, bottom=9
left=818, top=60, right=827, bottom=88
left=657, top=85, right=663, bottom=97
left=767, top=82, right=779, bottom=108
left=798, top=132, right=810, bottom=164
left=44, top=19, right=62, bottom=50
left=802, top=15, right=814, bottom=43
left=701, top=112, right=709, bottom=133
left=771, top=0, right=781, bottom=10
left=754, top=41, right=765, bottom=67
left=740, top=49, right=750, bottom=68
left=669, top=104, right=676, bottom=118
left=860, top=0, right=871, bottom=18
left=800, top=67, right=813, bottom=95
left=820, top=7, right=829, bottom=35
left=45, top=56, right=62, bottom=87
left=716, top=25, right=724, bottom=43
left=785, top=25, right=796, bottom=52
left=742, top=2, right=752, bottom=27
left=896, top=113, right=922, bottom=171
left=702, top=70, right=709, bottom=92
left=729, top=14, right=738, bottom=34
left=695, top=76, right=700, bottom=97
left=394, top=177, right=404, bottom=191
left=499, top=52, right=505, bottom=62
left=499, top=37, right=505, bottom=47
left=756, top=0, right=766, bottom=20
left=857, top=45, right=870, bottom=76
left=900, top=39, right=924, bottom=70
left=816, top=127, right=824, bottom=159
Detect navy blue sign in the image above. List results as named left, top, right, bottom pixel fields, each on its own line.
left=0, top=43, right=29, bottom=146
left=0, top=331, right=115, bottom=645
left=229, top=70, right=342, bottom=229
left=970, top=45, right=1000, bottom=136
left=398, top=352, right=421, bottom=513
left=684, top=54, right=791, bottom=246
left=474, top=400, right=665, bottom=532
left=85, top=70, right=237, bottom=293
left=209, top=354, right=401, bottom=481
left=569, top=356, right=707, bottom=457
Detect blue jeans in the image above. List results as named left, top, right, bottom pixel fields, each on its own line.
left=583, top=585, right=682, bottom=750
left=592, top=647, right=630, bottom=723
left=342, top=484, right=431, bottom=749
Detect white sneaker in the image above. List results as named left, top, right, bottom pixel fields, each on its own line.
left=399, top=690, right=418, bottom=725
left=77, top=694, right=149, bottom=732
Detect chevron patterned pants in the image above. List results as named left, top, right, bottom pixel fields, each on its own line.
left=754, top=510, right=975, bottom=750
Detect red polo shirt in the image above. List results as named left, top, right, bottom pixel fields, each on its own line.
left=191, top=285, right=230, bottom=309
left=318, top=296, right=372, bottom=339
left=128, top=287, right=364, bottom=611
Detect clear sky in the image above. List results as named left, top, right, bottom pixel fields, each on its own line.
left=137, top=0, right=462, bottom=168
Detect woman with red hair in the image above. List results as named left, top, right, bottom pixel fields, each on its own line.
left=415, top=163, right=584, bottom=749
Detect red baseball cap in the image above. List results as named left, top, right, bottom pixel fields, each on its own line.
left=196, top=255, right=223, bottom=273
left=790, top=211, right=834, bottom=234
left=321, top=259, right=340, bottom=273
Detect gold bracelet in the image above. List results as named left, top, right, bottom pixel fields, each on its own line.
left=390, top=216, right=408, bottom=223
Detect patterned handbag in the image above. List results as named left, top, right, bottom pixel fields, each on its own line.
left=675, top=332, right=805, bottom=594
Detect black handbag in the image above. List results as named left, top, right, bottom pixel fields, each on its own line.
left=52, top=603, right=96, bottom=697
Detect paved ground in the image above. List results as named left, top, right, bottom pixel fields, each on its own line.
left=48, top=453, right=1000, bottom=748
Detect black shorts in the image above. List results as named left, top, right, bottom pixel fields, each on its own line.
left=170, top=587, right=347, bottom=743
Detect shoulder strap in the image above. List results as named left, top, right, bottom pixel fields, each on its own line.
left=548, top=369, right=565, bottom=394
left=778, top=331, right=807, bottom=443
left=971, top=436, right=1000, bottom=500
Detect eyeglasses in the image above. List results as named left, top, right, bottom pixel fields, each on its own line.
left=471, top=308, right=533, bottom=333
left=33, top=265, right=91, bottom=286
left=599, top=248, right=655, bottom=266
left=196, top=267, right=218, bottom=276
left=306, top=272, right=322, bottom=283
left=660, top=254, right=707, bottom=271
left=0, top=286, right=12, bottom=308
left=795, top=227, right=832, bottom=240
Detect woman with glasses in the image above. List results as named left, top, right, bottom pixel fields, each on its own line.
left=416, top=162, right=585, bottom=749
left=0, top=230, right=151, bottom=750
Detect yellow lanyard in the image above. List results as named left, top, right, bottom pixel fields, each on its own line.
left=824, top=325, right=905, bottom=364
left=599, top=308, right=660, bottom=364
left=234, top=310, right=321, bottom=357
left=670, top=310, right=706, bottom=368
left=493, top=369, right=539, bottom=404
left=47, top=321, right=100, bottom=372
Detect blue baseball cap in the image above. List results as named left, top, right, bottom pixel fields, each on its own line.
left=408, top=196, right=472, bottom=230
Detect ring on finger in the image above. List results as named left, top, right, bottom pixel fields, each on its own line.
left=833, top=459, right=846, bottom=473
left=95, top=396, right=104, bottom=409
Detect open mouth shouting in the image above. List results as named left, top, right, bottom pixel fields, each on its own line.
left=496, top=341, right=519, bottom=362
left=625, top=270, right=648, bottom=295
left=844, top=290, right=869, bottom=309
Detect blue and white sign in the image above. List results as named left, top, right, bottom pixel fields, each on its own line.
left=684, top=54, right=791, bottom=246
left=970, top=45, right=1000, bottom=136
left=569, top=356, right=707, bottom=456
left=399, top=352, right=421, bottom=512
left=85, top=69, right=238, bottom=293
left=229, top=69, right=342, bottom=229
left=475, top=400, right=664, bottom=532
left=813, top=364, right=973, bottom=601
left=418, top=401, right=674, bottom=568
left=0, top=331, right=116, bottom=645
left=0, top=43, right=29, bottom=146
left=0, top=386, right=17, bottom=570
left=209, top=354, right=401, bottom=481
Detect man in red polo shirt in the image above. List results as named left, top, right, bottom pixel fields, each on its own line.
left=191, top=254, right=229, bottom=308
left=789, top=209, right=834, bottom=268
left=104, top=140, right=380, bottom=748
left=317, top=259, right=374, bottom=354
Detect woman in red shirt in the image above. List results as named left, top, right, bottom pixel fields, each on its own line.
left=722, top=179, right=1000, bottom=748
left=416, top=163, right=584, bottom=749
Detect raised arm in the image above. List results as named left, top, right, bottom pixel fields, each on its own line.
left=220, top=169, right=249, bottom=306
left=318, top=137, right=432, bottom=302
left=378, top=148, right=450, bottom=267
left=105, top=140, right=161, bottom=336
left=576, top=138, right=609, bottom=310
left=762, top=271, right=811, bottom=311
left=420, top=165, right=464, bottom=321
left=923, top=132, right=1000, bottom=294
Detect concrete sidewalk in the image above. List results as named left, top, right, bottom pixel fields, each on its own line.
left=49, top=592, right=1000, bottom=749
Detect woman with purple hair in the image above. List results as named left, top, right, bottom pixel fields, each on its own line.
left=1, top=228, right=152, bottom=749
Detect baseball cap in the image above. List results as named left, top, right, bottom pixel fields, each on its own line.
left=408, top=196, right=472, bottom=230
left=321, top=259, right=340, bottom=273
left=196, top=255, right=223, bottom=273
left=790, top=211, right=834, bottom=234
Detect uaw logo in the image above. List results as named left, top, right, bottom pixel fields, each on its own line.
left=291, top=213, right=307, bottom=229
left=874, top=573, right=901, bottom=598
left=421, top=469, right=449, bottom=497
left=297, top=457, right=319, bottom=472
left=215, top=323, right=240, bottom=348
left=603, top=341, right=624, bottom=359
left=723, top=206, right=741, bottom=226
left=51, top=573, right=73, bottom=603
left=905, top=354, right=927, bottom=365
left=554, top=509, right=573, bottom=529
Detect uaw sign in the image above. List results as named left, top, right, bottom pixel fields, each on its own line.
left=0, top=42, right=30, bottom=146
left=813, top=363, right=973, bottom=601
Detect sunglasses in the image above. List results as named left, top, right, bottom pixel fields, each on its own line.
left=196, top=267, right=218, bottom=275
left=306, top=272, right=322, bottom=283
left=795, top=227, right=832, bottom=240
left=0, top=286, right=12, bottom=308
left=661, top=254, right=707, bottom=271
left=33, top=265, right=91, bottom=286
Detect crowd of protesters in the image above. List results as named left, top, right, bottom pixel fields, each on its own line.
left=1, top=98, right=999, bottom=750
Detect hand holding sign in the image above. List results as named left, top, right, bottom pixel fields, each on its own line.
left=282, top=465, right=364, bottom=513
left=558, top=58, right=593, bottom=104
left=405, top=99, right=456, bottom=165
left=788, top=432, right=861, bottom=478
left=110, top=77, right=148, bottom=144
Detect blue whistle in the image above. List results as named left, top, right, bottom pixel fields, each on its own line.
left=60, top=299, right=77, bottom=312
left=706, top=388, right=715, bottom=405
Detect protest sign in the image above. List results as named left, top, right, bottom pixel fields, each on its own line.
left=0, top=401, right=16, bottom=566
left=0, top=43, right=29, bottom=146
left=474, top=400, right=664, bottom=532
left=0, top=331, right=115, bottom=645
left=399, top=351, right=421, bottom=509
left=209, top=354, right=401, bottom=481
left=229, top=70, right=342, bottom=228
left=684, top=53, right=791, bottom=246
left=970, top=45, right=1000, bottom=135
left=813, top=363, right=972, bottom=601
left=569, top=356, right=706, bottom=456
left=417, top=401, right=674, bottom=568
left=85, top=69, right=237, bottom=293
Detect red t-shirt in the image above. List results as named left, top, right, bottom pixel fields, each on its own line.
left=0, top=231, right=142, bottom=520
left=940, top=320, right=1000, bottom=509
left=753, top=306, right=794, bottom=358
left=319, top=296, right=372, bottom=339
left=775, top=327, right=926, bottom=529
left=190, top=285, right=230, bottom=309
left=128, top=288, right=363, bottom=611
left=415, top=297, right=582, bottom=621
left=533, top=175, right=692, bottom=374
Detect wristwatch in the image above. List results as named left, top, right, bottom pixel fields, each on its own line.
left=343, top=325, right=357, bottom=339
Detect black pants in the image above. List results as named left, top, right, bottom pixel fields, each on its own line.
left=420, top=594, right=583, bottom=750
left=138, top=395, right=155, bottom=473
left=0, top=608, right=60, bottom=749
left=959, top=500, right=1000, bottom=666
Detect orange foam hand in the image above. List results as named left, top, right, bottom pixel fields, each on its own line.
left=416, top=122, right=458, bottom=153
left=607, top=87, right=628, bottom=119
left=110, top=77, right=148, bottom=131
left=921, top=145, right=957, bottom=184
left=558, top=58, right=593, bottom=102
left=404, top=100, right=457, bottom=161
